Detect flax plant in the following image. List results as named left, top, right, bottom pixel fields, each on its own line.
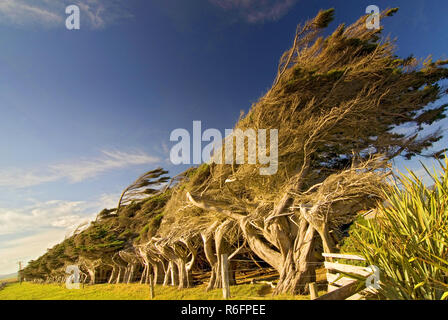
left=351, top=157, right=448, bottom=300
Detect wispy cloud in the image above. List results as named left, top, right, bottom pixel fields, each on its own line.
left=0, top=200, right=86, bottom=236
left=210, top=0, right=298, bottom=23
left=0, top=150, right=160, bottom=188
left=0, top=193, right=117, bottom=236
left=0, top=0, right=132, bottom=29
left=0, top=229, right=67, bottom=274
left=0, top=192, right=117, bottom=273
left=0, top=0, right=62, bottom=26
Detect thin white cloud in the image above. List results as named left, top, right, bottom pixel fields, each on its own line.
left=50, top=150, right=160, bottom=183
left=210, top=0, right=298, bottom=23
left=77, top=1, right=105, bottom=29
left=0, top=0, right=62, bottom=26
left=0, top=0, right=132, bottom=29
left=0, top=192, right=119, bottom=273
left=0, top=229, right=67, bottom=274
left=0, top=150, right=160, bottom=188
left=0, top=198, right=96, bottom=236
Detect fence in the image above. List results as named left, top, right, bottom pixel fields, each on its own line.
left=311, top=253, right=378, bottom=300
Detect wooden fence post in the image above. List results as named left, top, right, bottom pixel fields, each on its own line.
left=149, top=272, right=155, bottom=299
left=309, top=282, right=318, bottom=299
left=221, top=254, right=230, bottom=299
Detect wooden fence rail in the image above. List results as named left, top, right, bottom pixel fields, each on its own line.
left=313, top=253, right=377, bottom=300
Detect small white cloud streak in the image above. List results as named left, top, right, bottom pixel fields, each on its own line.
left=0, top=196, right=110, bottom=236
left=77, top=1, right=105, bottom=29
left=0, top=0, right=63, bottom=26
left=0, top=229, right=67, bottom=274
left=0, top=0, right=132, bottom=29
left=49, top=150, right=160, bottom=183
left=210, top=0, right=298, bottom=23
left=0, top=150, right=160, bottom=188
left=0, top=192, right=119, bottom=273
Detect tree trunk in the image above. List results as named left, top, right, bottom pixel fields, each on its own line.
left=123, top=267, right=129, bottom=284
left=115, top=266, right=122, bottom=284
left=87, top=268, right=95, bottom=285
left=201, top=226, right=219, bottom=291
left=201, top=221, right=234, bottom=291
left=207, top=266, right=219, bottom=291
left=154, top=261, right=165, bottom=284
left=163, top=262, right=171, bottom=286
left=127, top=264, right=135, bottom=283
left=316, top=223, right=336, bottom=254
left=176, top=259, right=189, bottom=289
left=108, top=266, right=117, bottom=284
left=140, top=265, right=147, bottom=284
left=274, top=224, right=317, bottom=294
left=169, top=261, right=179, bottom=286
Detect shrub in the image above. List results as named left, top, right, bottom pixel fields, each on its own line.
left=346, top=157, right=448, bottom=299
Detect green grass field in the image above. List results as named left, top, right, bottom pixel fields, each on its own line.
left=0, top=282, right=315, bottom=300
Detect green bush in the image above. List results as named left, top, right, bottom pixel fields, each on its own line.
left=346, top=157, right=448, bottom=300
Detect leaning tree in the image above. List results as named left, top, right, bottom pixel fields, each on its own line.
left=117, top=167, right=170, bottom=215
left=186, top=8, right=448, bottom=294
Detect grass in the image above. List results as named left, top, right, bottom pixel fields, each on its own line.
left=0, top=282, right=316, bottom=300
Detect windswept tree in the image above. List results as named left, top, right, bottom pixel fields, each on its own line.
left=186, top=8, right=448, bottom=294
left=117, top=168, right=170, bottom=214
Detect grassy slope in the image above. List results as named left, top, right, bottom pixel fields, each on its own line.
left=0, top=282, right=315, bottom=300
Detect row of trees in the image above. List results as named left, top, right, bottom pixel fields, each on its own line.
left=21, top=8, right=448, bottom=295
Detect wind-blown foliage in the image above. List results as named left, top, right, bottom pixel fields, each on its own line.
left=117, top=168, right=170, bottom=214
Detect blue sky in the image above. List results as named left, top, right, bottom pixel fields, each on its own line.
left=0, top=0, right=447, bottom=274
